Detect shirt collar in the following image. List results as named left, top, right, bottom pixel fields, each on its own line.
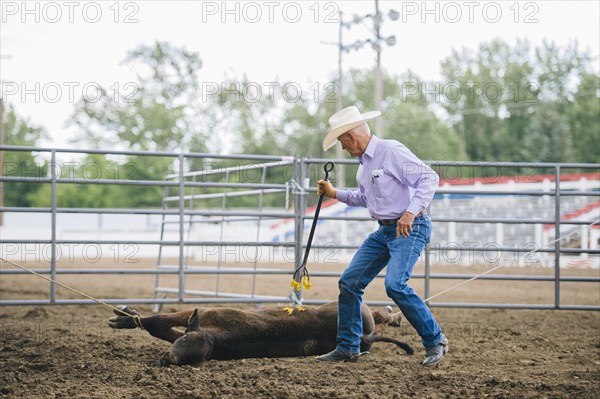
left=358, top=135, right=379, bottom=165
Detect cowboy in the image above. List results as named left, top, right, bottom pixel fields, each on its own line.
left=315, top=105, right=448, bottom=366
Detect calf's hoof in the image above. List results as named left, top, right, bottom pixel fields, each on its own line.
left=113, top=305, right=141, bottom=317
left=108, top=316, right=136, bottom=329
left=108, top=306, right=142, bottom=329
left=160, top=352, right=176, bottom=367
left=383, top=307, right=402, bottom=327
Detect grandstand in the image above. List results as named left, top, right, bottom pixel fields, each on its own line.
left=269, top=173, right=600, bottom=268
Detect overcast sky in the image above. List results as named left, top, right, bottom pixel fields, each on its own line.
left=1, top=0, right=599, bottom=149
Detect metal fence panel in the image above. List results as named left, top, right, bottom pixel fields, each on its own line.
left=0, top=145, right=598, bottom=310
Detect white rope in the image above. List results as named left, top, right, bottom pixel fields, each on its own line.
left=391, top=218, right=599, bottom=317
left=0, top=257, right=132, bottom=317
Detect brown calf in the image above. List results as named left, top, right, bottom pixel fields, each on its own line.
left=108, top=302, right=414, bottom=366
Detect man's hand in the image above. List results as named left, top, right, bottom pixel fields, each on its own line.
left=396, top=212, right=415, bottom=238
left=317, top=180, right=336, bottom=198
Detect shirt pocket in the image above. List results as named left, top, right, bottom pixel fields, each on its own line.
left=371, top=169, right=389, bottom=198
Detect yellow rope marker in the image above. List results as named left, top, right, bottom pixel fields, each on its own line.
left=282, top=305, right=307, bottom=315
left=302, top=275, right=312, bottom=290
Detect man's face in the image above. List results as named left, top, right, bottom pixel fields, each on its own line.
left=337, top=131, right=360, bottom=157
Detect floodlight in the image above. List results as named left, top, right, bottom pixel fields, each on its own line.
left=388, top=10, right=400, bottom=21
left=373, top=13, right=383, bottom=26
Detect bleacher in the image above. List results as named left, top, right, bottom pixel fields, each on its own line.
left=273, top=173, right=600, bottom=268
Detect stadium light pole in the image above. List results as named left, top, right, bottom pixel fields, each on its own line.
left=336, top=10, right=345, bottom=186
left=323, top=11, right=353, bottom=186
left=323, top=4, right=398, bottom=183
left=338, top=2, right=398, bottom=138
left=372, top=0, right=399, bottom=138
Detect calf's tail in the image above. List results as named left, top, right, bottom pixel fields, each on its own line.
left=363, top=335, right=415, bottom=355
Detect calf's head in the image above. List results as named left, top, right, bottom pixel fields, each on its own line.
left=160, top=309, right=214, bottom=366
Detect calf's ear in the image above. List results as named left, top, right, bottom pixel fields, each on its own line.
left=187, top=308, right=200, bottom=331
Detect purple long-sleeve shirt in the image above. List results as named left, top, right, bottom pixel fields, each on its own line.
left=335, top=135, right=439, bottom=220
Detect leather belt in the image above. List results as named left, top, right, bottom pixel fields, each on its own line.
left=378, top=210, right=427, bottom=226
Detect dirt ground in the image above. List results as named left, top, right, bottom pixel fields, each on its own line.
left=1, top=259, right=599, bottom=398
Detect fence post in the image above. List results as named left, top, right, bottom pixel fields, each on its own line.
left=424, top=206, right=431, bottom=300
left=178, top=153, right=185, bottom=302
left=554, top=166, right=561, bottom=309
left=292, top=158, right=306, bottom=300
left=424, top=244, right=431, bottom=300
left=50, top=150, right=57, bottom=303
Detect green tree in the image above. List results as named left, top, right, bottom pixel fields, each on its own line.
left=567, top=72, right=600, bottom=163
left=213, top=75, right=290, bottom=156
left=68, top=42, right=221, bottom=208
left=440, top=38, right=536, bottom=161
left=521, top=103, right=573, bottom=162
left=281, top=87, right=339, bottom=159
left=26, top=152, right=173, bottom=209
left=440, top=38, right=597, bottom=163
left=70, top=41, right=208, bottom=153
left=1, top=102, right=48, bottom=207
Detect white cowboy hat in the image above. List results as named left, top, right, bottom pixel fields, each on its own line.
left=322, top=106, right=381, bottom=151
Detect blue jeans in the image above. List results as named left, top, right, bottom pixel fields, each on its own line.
left=336, top=214, right=444, bottom=354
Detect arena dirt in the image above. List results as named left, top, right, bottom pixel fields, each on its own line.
left=1, top=261, right=599, bottom=398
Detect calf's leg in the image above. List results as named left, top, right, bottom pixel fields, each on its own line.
left=359, top=304, right=414, bottom=355
left=108, top=306, right=195, bottom=343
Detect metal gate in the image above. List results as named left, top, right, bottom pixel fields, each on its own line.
left=151, top=156, right=300, bottom=311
